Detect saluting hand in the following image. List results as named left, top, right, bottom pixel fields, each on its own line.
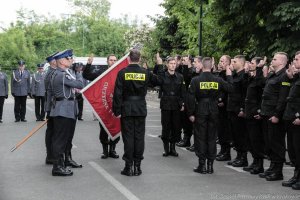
left=156, top=53, right=163, bottom=65
left=258, top=56, right=267, bottom=68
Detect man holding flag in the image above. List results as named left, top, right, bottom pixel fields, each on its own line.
left=82, top=54, right=120, bottom=159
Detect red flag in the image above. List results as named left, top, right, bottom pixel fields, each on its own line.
left=81, top=54, right=129, bottom=140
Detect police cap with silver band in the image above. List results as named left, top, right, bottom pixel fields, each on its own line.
left=37, top=63, right=44, bottom=68
left=46, top=51, right=59, bottom=63
left=53, top=49, right=73, bottom=60
left=18, top=60, right=25, bottom=65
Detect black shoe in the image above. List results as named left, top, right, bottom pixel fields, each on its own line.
left=194, top=160, right=206, bottom=174
left=186, top=144, right=195, bottom=152
left=109, top=144, right=119, bottom=159
left=15, top=119, right=20, bottom=122
left=21, top=119, right=27, bottom=122
left=0, top=119, right=3, bottom=123
left=282, top=169, right=299, bottom=187
left=227, top=152, right=241, bottom=165
left=36, top=119, right=40, bottom=122
left=207, top=160, right=214, bottom=174
left=101, top=144, right=109, bottom=159
left=162, top=142, right=169, bottom=157
left=232, top=153, right=248, bottom=167
left=259, top=162, right=275, bottom=178
left=121, top=163, right=133, bottom=176
left=292, top=181, right=300, bottom=190
left=216, top=153, right=231, bottom=161
left=78, top=118, right=83, bottom=121
left=176, top=136, right=191, bottom=147
left=169, top=143, right=178, bottom=157
left=243, top=159, right=257, bottom=172
left=40, top=118, right=45, bottom=121
left=65, top=152, right=83, bottom=168
left=133, top=161, right=142, bottom=176
left=52, top=158, right=73, bottom=176
left=266, top=172, right=284, bottom=181
left=250, top=159, right=264, bottom=175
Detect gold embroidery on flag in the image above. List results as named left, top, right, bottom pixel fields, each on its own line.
left=125, top=73, right=146, bottom=81
left=200, top=82, right=219, bottom=90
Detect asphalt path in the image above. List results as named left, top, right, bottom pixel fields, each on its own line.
left=0, top=95, right=299, bottom=200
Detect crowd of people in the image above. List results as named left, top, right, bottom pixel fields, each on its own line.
left=0, top=49, right=299, bottom=191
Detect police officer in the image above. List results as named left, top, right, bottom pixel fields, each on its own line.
left=0, top=67, right=8, bottom=123
left=83, top=54, right=120, bottom=159
left=44, top=52, right=58, bottom=164
left=155, top=56, right=186, bottom=157
left=31, top=64, right=46, bottom=121
left=112, top=49, right=155, bottom=176
left=282, top=51, right=300, bottom=189
left=243, top=57, right=265, bottom=174
left=50, top=49, right=84, bottom=176
left=11, top=60, right=31, bottom=122
left=226, top=55, right=249, bottom=167
left=215, top=55, right=232, bottom=161
left=186, top=57, right=233, bottom=174
left=259, top=52, right=290, bottom=181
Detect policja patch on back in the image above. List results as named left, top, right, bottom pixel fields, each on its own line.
left=125, top=73, right=145, bottom=81
left=199, top=82, right=219, bottom=90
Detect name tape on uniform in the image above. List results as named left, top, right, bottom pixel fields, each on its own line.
left=200, top=82, right=219, bottom=90
left=125, top=73, right=145, bottom=81
left=282, top=82, right=291, bottom=86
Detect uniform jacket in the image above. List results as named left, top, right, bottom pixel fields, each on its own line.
left=261, top=68, right=291, bottom=118
left=31, top=71, right=46, bottom=96
left=186, top=71, right=233, bottom=117
left=44, top=67, right=56, bottom=112
left=11, top=69, right=31, bottom=96
left=82, top=63, right=108, bottom=81
left=0, top=72, right=8, bottom=96
left=50, top=67, right=84, bottom=119
left=283, top=74, right=300, bottom=121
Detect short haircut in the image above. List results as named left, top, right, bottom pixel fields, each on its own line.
left=202, top=57, right=212, bottom=68
left=222, top=55, right=231, bottom=64
left=194, top=56, right=203, bottom=62
left=129, top=49, right=141, bottom=62
left=107, top=54, right=117, bottom=61
left=252, top=57, right=263, bottom=65
left=234, top=55, right=246, bottom=65
left=275, top=52, right=288, bottom=65
left=176, top=55, right=181, bottom=60
left=295, top=51, right=300, bottom=56
left=167, top=57, right=176, bottom=63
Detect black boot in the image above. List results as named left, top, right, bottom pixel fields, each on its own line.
left=292, top=173, right=300, bottom=190
left=232, top=152, right=248, bottom=167
left=109, top=144, right=119, bottom=159
left=101, top=144, right=109, bottom=159
left=162, top=142, right=169, bottom=157
left=243, top=158, right=258, bottom=172
left=216, top=147, right=231, bottom=161
left=121, top=162, right=133, bottom=176
left=250, top=159, right=264, bottom=174
left=259, top=162, right=275, bottom=178
left=176, top=135, right=191, bottom=147
left=52, top=156, right=73, bottom=176
left=169, top=143, right=178, bottom=157
left=194, top=159, right=206, bottom=174
left=265, top=163, right=283, bottom=181
left=216, top=146, right=225, bottom=158
left=282, top=168, right=299, bottom=187
left=207, top=160, right=214, bottom=174
left=65, top=151, right=83, bottom=168
left=186, top=144, right=195, bottom=152
left=227, top=151, right=240, bottom=165
left=133, top=161, right=142, bottom=176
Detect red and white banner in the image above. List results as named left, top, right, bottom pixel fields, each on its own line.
left=81, top=53, right=129, bottom=140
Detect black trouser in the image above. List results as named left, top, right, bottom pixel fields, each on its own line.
left=228, top=111, right=248, bottom=153
left=121, top=116, right=145, bottom=163
left=34, top=96, right=45, bottom=120
left=286, top=120, right=300, bottom=167
left=0, top=96, right=4, bottom=120
left=246, top=118, right=265, bottom=159
left=45, top=113, right=54, bottom=156
left=161, top=110, right=181, bottom=143
left=262, top=116, right=286, bottom=163
left=65, top=119, right=77, bottom=154
left=76, top=94, right=83, bottom=119
left=217, top=107, right=231, bottom=148
left=14, top=96, right=27, bottom=120
left=180, top=110, right=193, bottom=137
left=99, top=123, right=120, bottom=145
left=52, top=116, right=76, bottom=160
left=194, top=113, right=218, bottom=161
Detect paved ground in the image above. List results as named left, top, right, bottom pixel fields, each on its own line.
left=0, top=94, right=299, bottom=200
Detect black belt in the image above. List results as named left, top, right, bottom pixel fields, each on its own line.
left=197, top=98, right=213, bottom=103
left=55, top=97, right=75, bottom=101
left=124, top=96, right=145, bottom=101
